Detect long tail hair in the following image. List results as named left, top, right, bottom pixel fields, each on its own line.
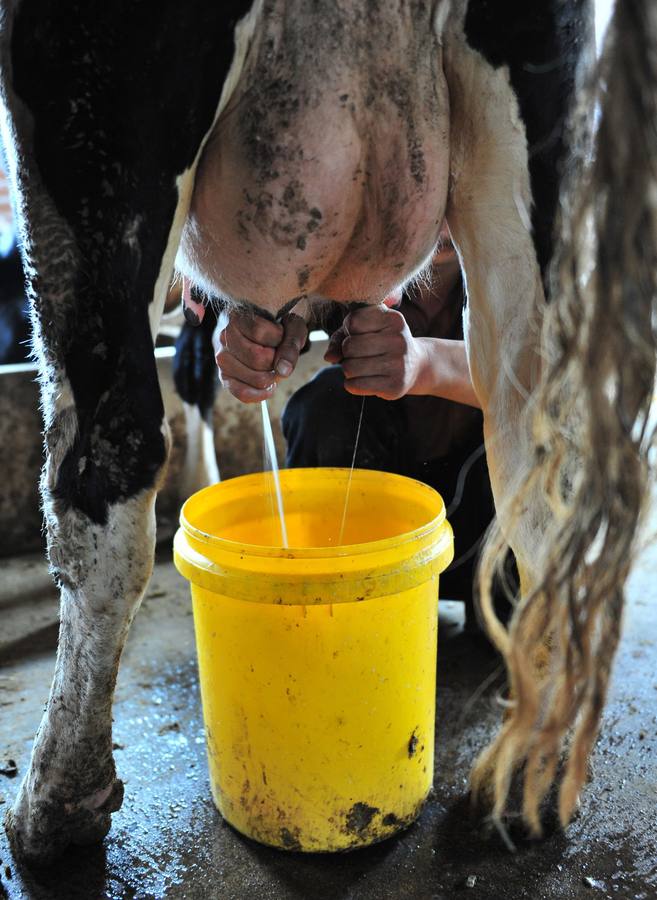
left=471, top=0, right=657, bottom=835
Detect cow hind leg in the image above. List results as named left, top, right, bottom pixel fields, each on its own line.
left=443, top=25, right=547, bottom=602
left=7, top=488, right=165, bottom=863
left=442, top=0, right=636, bottom=836
left=442, top=23, right=553, bottom=828
left=0, top=0, right=257, bottom=863
left=3, top=195, right=172, bottom=864
left=3, top=233, right=171, bottom=860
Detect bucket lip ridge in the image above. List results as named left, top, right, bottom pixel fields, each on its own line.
left=179, top=467, right=447, bottom=560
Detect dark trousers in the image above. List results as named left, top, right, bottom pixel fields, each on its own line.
left=282, top=366, right=505, bottom=614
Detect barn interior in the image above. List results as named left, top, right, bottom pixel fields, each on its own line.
left=1, top=1, right=656, bottom=899
left=0, top=334, right=655, bottom=900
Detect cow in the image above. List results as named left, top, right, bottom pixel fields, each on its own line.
left=1, top=0, right=654, bottom=866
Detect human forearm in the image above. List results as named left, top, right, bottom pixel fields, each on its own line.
left=410, top=337, right=480, bottom=408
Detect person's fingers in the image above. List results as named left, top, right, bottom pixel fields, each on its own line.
left=324, top=325, right=347, bottom=363
left=222, top=377, right=278, bottom=404
left=215, top=350, right=276, bottom=392
left=340, top=331, right=404, bottom=360
left=216, top=323, right=276, bottom=371
left=238, top=315, right=284, bottom=348
left=273, top=313, right=308, bottom=377
left=344, top=303, right=404, bottom=336
left=343, top=375, right=400, bottom=400
left=341, top=354, right=398, bottom=381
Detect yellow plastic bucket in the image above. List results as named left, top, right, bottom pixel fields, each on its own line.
left=174, top=467, right=453, bottom=852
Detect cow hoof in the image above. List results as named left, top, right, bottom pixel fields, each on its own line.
left=5, top=777, right=124, bottom=867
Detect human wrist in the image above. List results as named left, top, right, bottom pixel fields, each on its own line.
left=407, top=337, right=439, bottom=396
left=411, top=338, right=480, bottom=407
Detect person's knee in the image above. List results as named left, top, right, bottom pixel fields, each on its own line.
left=282, top=366, right=347, bottom=440
left=283, top=366, right=366, bottom=467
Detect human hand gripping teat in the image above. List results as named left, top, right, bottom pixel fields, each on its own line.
left=324, top=300, right=430, bottom=401
left=214, top=306, right=308, bottom=403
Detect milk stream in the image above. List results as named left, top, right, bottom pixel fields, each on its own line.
left=261, top=399, right=289, bottom=548
left=337, top=397, right=365, bottom=546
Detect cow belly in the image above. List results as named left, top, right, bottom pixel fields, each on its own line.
left=178, top=0, right=450, bottom=313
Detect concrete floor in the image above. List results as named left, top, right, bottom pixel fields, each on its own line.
left=0, top=534, right=655, bottom=899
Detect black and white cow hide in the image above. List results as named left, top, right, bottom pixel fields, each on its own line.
left=0, top=0, right=588, bottom=864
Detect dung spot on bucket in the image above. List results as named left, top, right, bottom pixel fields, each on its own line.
left=382, top=812, right=402, bottom=828
left=279, top=827, right=302, bottom=850
left=345, top=802, right=379, bottom=834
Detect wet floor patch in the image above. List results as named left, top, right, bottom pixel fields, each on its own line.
left=0, top=545, right=655, bottom=899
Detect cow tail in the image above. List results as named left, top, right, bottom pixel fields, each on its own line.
left=472, top=0, right=657, bottom=836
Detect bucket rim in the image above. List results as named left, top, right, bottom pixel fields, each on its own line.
left=179, top=467, right=447, bottom=560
